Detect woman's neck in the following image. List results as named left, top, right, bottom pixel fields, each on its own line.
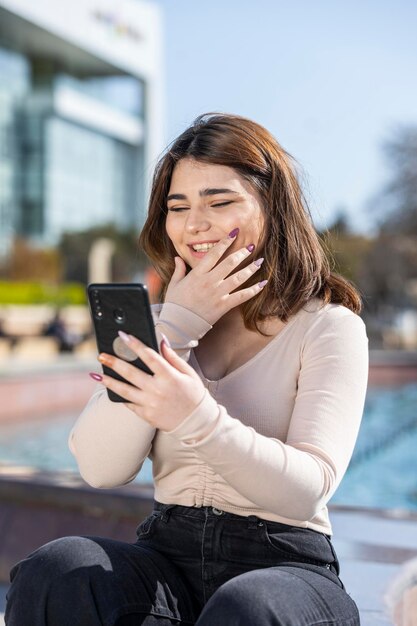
left=195, top=308, right=286, bottom=380
left=211, top=308, right=283, bottom=338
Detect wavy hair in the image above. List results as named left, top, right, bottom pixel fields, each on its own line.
left=139, top=113, right=361, bottom=331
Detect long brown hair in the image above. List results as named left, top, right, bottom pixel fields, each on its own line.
left=139, top=113, right=361, bottom=331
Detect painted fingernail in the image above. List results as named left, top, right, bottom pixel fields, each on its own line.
left=98, top=353, right=110, bottom=364
left=258, top=280, right=268, bottom=288
left=89, top=372, right=103, bottom=382
left=118, top=330, right=131, bottom=343
left=160, top=333, right=171, bottom=349
left=247, top=244, right=255, bottom=252
left=228, top=228, right=239, bottom=238
left=254, top=257, right=264, bottom=267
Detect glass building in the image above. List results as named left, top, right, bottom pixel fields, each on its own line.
left=0, top=47, right=29, bottom=256
left=0, top=0, right=163, bottom=257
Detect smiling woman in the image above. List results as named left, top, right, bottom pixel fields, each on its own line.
left=140, top=113, right=361, bottom=330
left=6, top=113, right=368, bottom=626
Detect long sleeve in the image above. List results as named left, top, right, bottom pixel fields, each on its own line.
left=153, top=302, right=212, bottom=360
left=69, top=302, right=212, bottom=488
left=167, top=313, right=368, bottom=522
left=68, top=385, right=155, bottom=488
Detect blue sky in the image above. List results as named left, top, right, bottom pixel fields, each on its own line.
left=151, top=0, right=417, bottom=234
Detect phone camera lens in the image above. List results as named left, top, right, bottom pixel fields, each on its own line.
left=113, top=308, right=125, bottom=323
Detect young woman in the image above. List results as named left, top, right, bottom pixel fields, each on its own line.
left=6, top=113, right=368, bottom=625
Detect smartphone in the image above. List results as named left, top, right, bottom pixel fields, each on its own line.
left=87, top=283, right=159, bottom=402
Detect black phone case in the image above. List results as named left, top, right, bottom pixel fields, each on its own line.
left=87, top=283, right=159, bottom=402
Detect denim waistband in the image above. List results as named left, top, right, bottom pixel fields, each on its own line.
left=154, top=500, right=249, bottom=520
left=153, top=501, right=310, bottom=531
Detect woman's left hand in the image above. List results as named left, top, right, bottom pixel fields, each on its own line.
left=97, top=333, right=206, bottom=431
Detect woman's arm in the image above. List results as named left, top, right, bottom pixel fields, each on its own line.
left=68, top=386, right=155, bottom=488
left=69, top=305, right=211, bottom=488
left=68, top=304, right=211, bottom=488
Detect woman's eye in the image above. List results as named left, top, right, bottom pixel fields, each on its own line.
left=212, top=201, right=233, bottom=208
left=167, top=207, right=188, bottom=212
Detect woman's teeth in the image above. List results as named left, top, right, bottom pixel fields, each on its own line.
left=192, top=243, right=217, bottom=252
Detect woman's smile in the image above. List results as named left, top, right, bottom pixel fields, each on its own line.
left=187, top=240, right=220, bottom=257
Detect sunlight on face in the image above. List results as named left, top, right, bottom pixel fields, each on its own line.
left=165, top=158, right=265, bottom=267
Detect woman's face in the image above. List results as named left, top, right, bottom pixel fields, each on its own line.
left=165, top=158, right=265, bottom=268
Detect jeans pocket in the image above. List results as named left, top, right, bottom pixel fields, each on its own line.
left=262, top=523, right=335, bottom=568
left=135, top=511, right=161, bottom=540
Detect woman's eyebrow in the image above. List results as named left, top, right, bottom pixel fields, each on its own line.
left=167, top=188, right=238, bottom=202
left=200, top=188, right=239, bottom=197
left=167, top=193, right=187, bottom=201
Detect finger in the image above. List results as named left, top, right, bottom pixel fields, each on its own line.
left=193, top=231, right=239, bottom=274
left=210, top=244, right=256, bottom=282
left=169, top=256, right=187, bottom=285
left=101, top=372, right=145, bottom=404
left=116, top=332, right=172, bottom=377
left=223, top=279, right=268, bottom=309
left=160, top=336, right=195, bottom=375
left=98, top=351, right=152, bottom=387
left=221, top=258, right=264, bottom=294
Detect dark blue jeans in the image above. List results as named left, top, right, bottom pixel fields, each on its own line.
left=5, top=502, right=360, bottom=625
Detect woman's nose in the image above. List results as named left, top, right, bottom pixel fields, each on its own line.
left=184, top=208, right=210, bottom=233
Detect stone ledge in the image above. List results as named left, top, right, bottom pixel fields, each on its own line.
left=0, top=466, right=154, bottom=582
left=0, top=466, right=154, bottom=518
left=369, top=350, right=417, bottom=366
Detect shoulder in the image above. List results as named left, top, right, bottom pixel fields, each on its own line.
left=297, top=297, right=366, bottom=327
left=295, top=298, right=367, bottom=345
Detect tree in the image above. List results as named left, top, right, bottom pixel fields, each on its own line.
left=373, top=126, right=417, bottom=234
left=360, top=126, right=417, bottom=322
left=58, top=224, right=148, bottom=284
left=319, top=210, right=372, bottom=286
left=0, top=238, right=62, bottom=282
left=359, top=234, right=417, bottom=315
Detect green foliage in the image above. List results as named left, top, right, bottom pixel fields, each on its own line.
left=59, top=223, right=147, bottom=283
left=376, top=126, right=417, bottom=234
left=0, top=281, right=86, bottom=305
left=320, top=230, right=372, bottom=284
left=0, top=238, right=62, bottom=282
left=318, top=211, right=372, bottom=285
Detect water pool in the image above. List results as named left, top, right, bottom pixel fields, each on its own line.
left=0, top=412, right=153, bottom=483
left=1, top=384, right=417, bottom=510
left=331, top=383, right=417, bottom=510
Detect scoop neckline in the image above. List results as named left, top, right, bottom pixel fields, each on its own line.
left=190, top=312, right=300, bottom=384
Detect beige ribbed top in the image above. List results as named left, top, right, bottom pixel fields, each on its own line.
left=69, top=298, right=368, bottom=535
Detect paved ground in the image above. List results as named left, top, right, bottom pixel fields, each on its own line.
left=0, top=585, right=6, bottom=626
left=1, top=506, right=416, bottom=624
left=330, top=506, right=417, bottom=624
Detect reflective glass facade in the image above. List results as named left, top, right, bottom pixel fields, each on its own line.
left=0, top=35, right=145, bottom=256
left=0, top=47, right=30, bottom=257
left=44, top=117, right=139, bottom=241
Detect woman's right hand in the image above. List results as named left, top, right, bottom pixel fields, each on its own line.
left=164, top=233, right=266, bottom=325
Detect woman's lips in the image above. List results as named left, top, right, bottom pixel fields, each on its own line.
left=189, top=249, right=209, bottom=258
left=187, top=241, right=220, bottom=258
